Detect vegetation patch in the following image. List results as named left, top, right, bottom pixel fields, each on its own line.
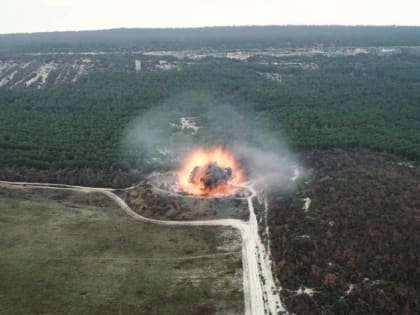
left=268, top=149, right=419, bottom=314
left=0, top=186, right=243, bottom=315
left=118, top=181, right=248, bottom=221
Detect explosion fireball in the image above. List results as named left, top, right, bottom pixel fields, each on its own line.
left=177, top=146, right=244, bottom=195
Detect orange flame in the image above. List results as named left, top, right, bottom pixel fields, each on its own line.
left=177, top=146, right=244, bottom=195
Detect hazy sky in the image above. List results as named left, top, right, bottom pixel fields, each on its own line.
left=2, top=0, right=420, bottom=34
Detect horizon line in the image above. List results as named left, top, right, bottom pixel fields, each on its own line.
left=2, top=24, right=420, bottom=36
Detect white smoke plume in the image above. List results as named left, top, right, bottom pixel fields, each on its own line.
left=121, top=90, right=300, bottom=189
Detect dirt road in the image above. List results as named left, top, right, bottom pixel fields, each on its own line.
left=0, top=180, right=288, bottom=315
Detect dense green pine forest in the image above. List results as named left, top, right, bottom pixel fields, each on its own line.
left=0, top=53, right=419, bottom=172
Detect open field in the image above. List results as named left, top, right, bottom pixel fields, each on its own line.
left=0, top=186, right=243, bottom=314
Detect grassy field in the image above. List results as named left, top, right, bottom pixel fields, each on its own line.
left=0, top=186, right=243, bottom=315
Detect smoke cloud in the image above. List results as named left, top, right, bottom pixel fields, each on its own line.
left=121, top=90, right=299, bottom=189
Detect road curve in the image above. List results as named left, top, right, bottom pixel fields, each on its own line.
left=0, top=180, right=288, bottom=315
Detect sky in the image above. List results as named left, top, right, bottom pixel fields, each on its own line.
left=2, top=0, right=420, bottom=34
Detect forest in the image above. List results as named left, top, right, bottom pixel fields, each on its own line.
left=2, top=26, right=420, bottom=54
left=267, top=149, right=419, bottom=314
left=0, top=46, right=419, bottom=185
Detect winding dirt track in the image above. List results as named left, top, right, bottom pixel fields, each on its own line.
left=0, top=180, right=288, bottom=315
